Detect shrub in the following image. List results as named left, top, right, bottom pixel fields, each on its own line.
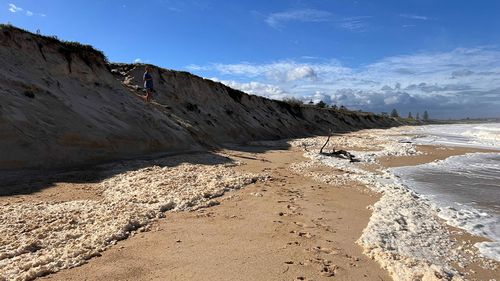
left=282, top=97, right=304, bottom=107
left=316, top=100, right=326, bottom=108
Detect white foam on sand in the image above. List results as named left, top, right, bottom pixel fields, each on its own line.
left=0, top=153, right=263, bottom=280
left=289, top=130, right=498, bottom=281
left=308, top=152, right=466, bottom=280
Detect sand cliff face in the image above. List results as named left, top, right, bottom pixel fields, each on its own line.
left=0, top=26, right=403, bottom=170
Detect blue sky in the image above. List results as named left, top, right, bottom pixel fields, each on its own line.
left=2, top=0, right=500, bottom=118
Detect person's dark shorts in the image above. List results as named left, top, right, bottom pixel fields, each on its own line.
left=145, top=87, right=154, bottom=92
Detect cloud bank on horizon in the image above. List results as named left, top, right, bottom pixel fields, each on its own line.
left=188, top=46, right=500, bottom=119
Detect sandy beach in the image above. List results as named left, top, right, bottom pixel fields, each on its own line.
left=2, top=128, right=499, bottom=281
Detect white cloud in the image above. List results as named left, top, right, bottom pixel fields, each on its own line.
left=337, top=16, right=371, bottom=31
left=212, top=78, right=290, bottom=100
left=8, top=3, right=45, bottom=17
left=312, top=91, right=332, bottom=104
left=187, top=47, right=500, bottom=118
left=286, top=66, right=317, bottom=81
left=134, top=58, right=142, bottom=63
left=189, top=60, right=350, bottom=82
left=8, top=3, right=22, bottom=13
left=301, top=56, right=320, bottom=60
left=266, top=9, right=332, bottom=29
left=399, top=14, right=429, bottom=20
left=265, top=9, right=371, bottom=32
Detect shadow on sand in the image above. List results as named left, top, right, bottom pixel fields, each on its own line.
left=0, top=140, right=292, bottom=197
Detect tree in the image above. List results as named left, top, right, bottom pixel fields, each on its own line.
left=390, top=108, right=399, bottom=118
left=340, top=105, right=347, bottom=111
left=331, top=104, right=338, bottom=110
left=316, top=100, right=326, bottom=108
left=308, top=100, right=314, bottom=105
left=408, top=112, right=413, bottom=119
left=416, top=112, right=420, bottom=120
left=423, top=110, right=429, bottom=121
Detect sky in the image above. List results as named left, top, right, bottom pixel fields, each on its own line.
left=1, top=0, right=500, bottom=119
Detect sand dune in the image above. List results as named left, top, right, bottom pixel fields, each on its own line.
left=0, top=25, right=407, bottom=171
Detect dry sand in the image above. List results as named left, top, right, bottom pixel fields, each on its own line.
left=2, top=130, right=499, bottom=281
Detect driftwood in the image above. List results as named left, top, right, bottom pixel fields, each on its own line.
left=321, top=149, right=359, bottom=162
left=319, top=134, right=331, bottom=154
left=319, top=129, right=359, bottom=162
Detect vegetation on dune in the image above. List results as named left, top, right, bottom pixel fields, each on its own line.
left=0, top=24, right=108, bottom=66
left=282, top=97, right=304, bottom=107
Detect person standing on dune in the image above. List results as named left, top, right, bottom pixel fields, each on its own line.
left=143, top=66, right=154, bottom=102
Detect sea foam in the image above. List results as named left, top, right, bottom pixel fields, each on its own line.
left=0, top=154, right=262, bottom=280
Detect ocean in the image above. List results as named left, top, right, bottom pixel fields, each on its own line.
left=392, top=123, right=500, bottom=260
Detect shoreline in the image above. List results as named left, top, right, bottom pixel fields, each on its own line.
left=1, top=128, right=499, bottom=280
left=288, top=130, right=499, bottom=280
left=370, top=145, right=499, bottom=280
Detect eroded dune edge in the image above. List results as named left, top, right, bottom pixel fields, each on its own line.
left=0, top=25, right=409, bottom=171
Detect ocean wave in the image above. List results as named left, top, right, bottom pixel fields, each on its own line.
left=391, top=152, right=500, bottom=261
left=406, top=123, right=500, bottom=149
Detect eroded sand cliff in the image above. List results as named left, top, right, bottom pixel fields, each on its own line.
left=0, top=25, right=404, bottom=170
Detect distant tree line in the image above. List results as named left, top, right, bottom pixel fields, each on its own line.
left=283, top=98, right=348, bottom=111
left=282, top=98, right=433, bottom=121
left=389, top=108, right=430, bottom=120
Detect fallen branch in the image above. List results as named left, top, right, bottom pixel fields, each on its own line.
left=321, top=150, right=359, bottom=162
left=319, top=129, right=333, bottom=154
left=319, top=129, right=359, bottom=162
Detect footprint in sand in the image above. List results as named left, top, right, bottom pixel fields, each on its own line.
left=320, top=264, right=338, bottom=277
left=297, top=231, right=313, bottom=238
left=313, top=223, right=336, bottom=233
left=293, top=221, right=310, bottom=228
left=307, top=258, right=338, bottom=277
left=311, top=246, right=337, bottom=255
